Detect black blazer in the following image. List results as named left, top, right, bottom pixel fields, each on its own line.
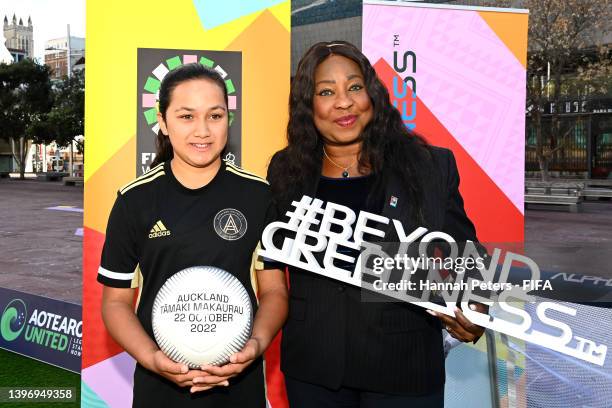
left=268, top=146, right=478, bottom=395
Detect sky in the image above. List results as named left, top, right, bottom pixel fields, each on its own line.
left=0, top=0, right=85, bottom=63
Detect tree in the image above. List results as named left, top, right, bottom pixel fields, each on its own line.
left=526, top=0, right=611, bottom=180
left=29, top=70, right=85, bottom=175
left=43, top=70, right=85, bottom=153
left=0, top=60, right=53, bottom=179
left=572, top=48, right=612, bottom=98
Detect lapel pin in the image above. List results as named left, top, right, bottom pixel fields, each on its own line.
left=390, top=196, right=398, bottom=208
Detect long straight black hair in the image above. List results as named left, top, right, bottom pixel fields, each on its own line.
left=267, top=41, right=431, bottom=223
left=150, top=63, right=229, bottom=168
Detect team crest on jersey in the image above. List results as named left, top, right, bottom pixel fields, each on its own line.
left=214, top=209, right=247, bottom=241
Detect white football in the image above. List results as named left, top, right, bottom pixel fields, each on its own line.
left=152, top=266, right=253, bottom=368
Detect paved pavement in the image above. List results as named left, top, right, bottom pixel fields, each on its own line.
left=525, top=201, right=612, bottom=278
left=0, top=178, right=82, bottom=304
left=0, top=178, right=610, bottom=305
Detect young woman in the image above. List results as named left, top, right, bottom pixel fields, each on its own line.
left=265, top=41, right=485, bottom=408
left=98, top=63, right=287, bottom=407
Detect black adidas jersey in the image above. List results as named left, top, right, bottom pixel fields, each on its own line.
left=97, top=160, right=272, bottom=408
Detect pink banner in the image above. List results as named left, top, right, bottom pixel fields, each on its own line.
left=363, top=1, right=528, bottom=243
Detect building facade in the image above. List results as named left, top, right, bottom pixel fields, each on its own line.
left=2, top=14, right=33, bottom=62
left=44, top=36, right=85, bottom=79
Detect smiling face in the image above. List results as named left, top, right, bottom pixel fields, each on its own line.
left=157, top=78, right=228, bottom=170
left=312, top=54, right=373, bottom=146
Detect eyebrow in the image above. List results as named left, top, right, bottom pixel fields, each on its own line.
left=174, top=105, right=227, bottom=112
left=315, top=73, right=363, bottom=86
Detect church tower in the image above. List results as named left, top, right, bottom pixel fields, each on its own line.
left=2, top=14, right=34, bottom=61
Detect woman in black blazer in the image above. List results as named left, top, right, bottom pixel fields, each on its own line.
left=265, top=41, right=485, bottom=408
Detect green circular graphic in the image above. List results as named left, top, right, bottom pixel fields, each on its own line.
left=142, top=54, right=238, bottom=135
left=1, top=299, right=27, bottom=342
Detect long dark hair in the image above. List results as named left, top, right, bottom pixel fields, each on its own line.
left=268, top=41, right=431, bottom=223
left=150, top=63, right=229, bottom=168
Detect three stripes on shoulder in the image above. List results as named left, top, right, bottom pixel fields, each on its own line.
left=224, top=161, right=268, bottom=185
left=119, top=160, right=268, bottom=196
left=120, top=163, right=165, bottom=195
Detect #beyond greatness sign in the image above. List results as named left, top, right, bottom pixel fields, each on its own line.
left=259, top=196, right=608, bottom=366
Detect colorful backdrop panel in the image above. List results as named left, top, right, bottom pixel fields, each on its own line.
left=83, top=1, right=290, bottom=407
left=363, top=1, right=528, bottom=243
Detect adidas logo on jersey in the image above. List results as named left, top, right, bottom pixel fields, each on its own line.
left=149, top=220, right=171, bottom=239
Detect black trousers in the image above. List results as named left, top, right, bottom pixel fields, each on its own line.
left=285, top=376, right=444, bottom=408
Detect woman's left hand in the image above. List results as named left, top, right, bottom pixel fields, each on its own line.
left=428, top=306, right=486, bottom=343
left=189, top=338, right=262, bottom=393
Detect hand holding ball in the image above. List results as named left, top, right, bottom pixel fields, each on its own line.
left=152, top=266, right=253, bottom=368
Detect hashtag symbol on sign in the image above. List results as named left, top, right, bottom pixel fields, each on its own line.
left=285, top=196, right=325, bottom=233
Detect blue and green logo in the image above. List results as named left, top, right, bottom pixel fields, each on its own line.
left=1, top=299, right=27, bottom=342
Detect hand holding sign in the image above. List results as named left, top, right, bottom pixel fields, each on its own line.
left=427, top=305, right=486, bottom=343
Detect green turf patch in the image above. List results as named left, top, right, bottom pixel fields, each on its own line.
left=0, top=348, right=80, bottom=407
